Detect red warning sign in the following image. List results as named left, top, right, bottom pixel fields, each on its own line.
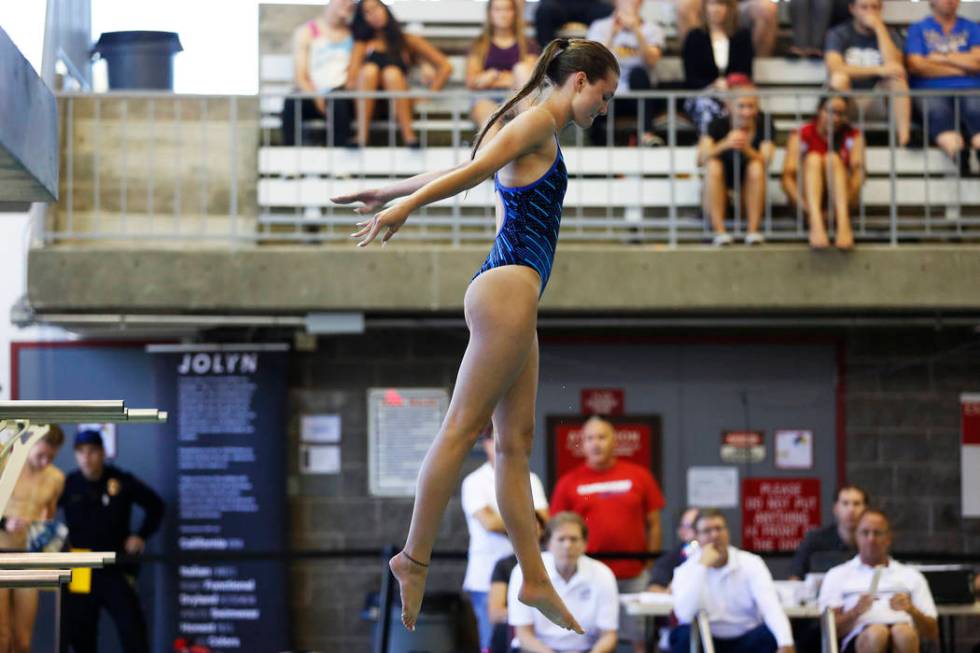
left=742, top=478, right=820, bottom=552
left=721, top=430, right=766, bottom=463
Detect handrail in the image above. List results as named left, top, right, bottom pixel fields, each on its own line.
left=46, top=88, right=980, bottom=247
left=0, top=552, right=116, bottom=569
left=0, top=401, right=167, bottom=422
left=0, top=401, right=166, bottom=519
left=0, top=570, right=71, bottom=588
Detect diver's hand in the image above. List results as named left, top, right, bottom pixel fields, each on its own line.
left=351, top=202, right=411, bottom=246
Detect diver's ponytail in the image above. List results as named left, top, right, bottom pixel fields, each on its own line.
left=471, top=38, right=573, bottom=157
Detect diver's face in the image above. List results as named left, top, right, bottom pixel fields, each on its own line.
left=571, top=71, right=618, bottom=129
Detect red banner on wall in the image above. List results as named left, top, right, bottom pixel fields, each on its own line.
left=546, top=415, right=662, bottom=490
left=962, top=394, right=980, bottom=517
left=962, top=394, right=980, bottom=445
left=742, top=478, right=821, bottom=552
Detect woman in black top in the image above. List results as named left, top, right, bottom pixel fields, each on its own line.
left=681, top=0, right=754, bottom=133
left=348, top=0, right=452, bottom=147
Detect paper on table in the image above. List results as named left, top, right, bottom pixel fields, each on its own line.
left=869, top=565, right=883, bottom=595
left=620, top=592, right=676, bottom=605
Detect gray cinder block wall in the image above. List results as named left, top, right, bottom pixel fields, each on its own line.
left=287, top=328, right=980, bottom=652
left=845, top=329, right=980, bottom=553
left=287, top=329, right=474, bottom=652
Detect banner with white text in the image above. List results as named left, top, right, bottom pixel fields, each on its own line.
left=150, top=344, right=289, bottom=653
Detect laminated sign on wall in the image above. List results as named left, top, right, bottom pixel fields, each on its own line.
left=775, top=430, right=814, bottom=469
left=368, top=388, right=449, bottom=497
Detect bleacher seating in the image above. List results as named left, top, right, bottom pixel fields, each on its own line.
left=255, top=1, right=980, bottom=243
left=256, top=144, right=979, bottom=245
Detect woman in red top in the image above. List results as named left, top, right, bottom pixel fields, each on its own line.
left=782, top=95, right=865, bottom=250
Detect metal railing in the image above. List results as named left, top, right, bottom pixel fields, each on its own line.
left=46, top=88, right=980, bottom=247
left=689, top=608, right=840, bottom=653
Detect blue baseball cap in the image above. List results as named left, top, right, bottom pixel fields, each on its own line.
left=74, top=429, right=104, bottom=448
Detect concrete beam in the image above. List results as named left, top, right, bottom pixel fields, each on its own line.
left=0, top=28, right=59, bottom=203
left=26, top=244, right=980, bottom=315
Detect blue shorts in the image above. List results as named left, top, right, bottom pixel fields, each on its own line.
left=916, top=94, right=980, bottom=142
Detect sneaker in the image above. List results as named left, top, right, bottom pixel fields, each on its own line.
left=712, top=233, right=734, bottom=247
left=745, top=232, right=765, bottom=245
left=303, top=206, right=322, bottom=221
left=641, top=132, right=665, bottom=147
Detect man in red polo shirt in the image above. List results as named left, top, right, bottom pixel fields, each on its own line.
left=550, top=415, right=665, bottom=653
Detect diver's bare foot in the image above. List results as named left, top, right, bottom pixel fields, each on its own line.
left=518, top=580, right=584, bottom=634
left=835, top=229, right=854, bottom=250
left=810, top=229, right=829, bottom=249
left=389, top=551, right=429, bottom=631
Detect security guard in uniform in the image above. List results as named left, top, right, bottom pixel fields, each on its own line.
left=59, top=430, right=165, bottom=653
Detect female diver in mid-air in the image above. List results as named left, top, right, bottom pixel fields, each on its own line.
left=334, top=38, right=620, bottom=633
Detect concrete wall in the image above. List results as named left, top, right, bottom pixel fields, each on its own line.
left=49, top=95, right=258, bottom=241
left=285, top=327, right=980, bottom=652
left=27, top=244, right=980, bottom=315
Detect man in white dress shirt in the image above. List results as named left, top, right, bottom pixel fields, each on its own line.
left=818, top=510, right=938, bottom=653
left=509, top=512, right=619, bottom=653
left=462, top=429, right=550, bottom=651
left=670, top=508, right=795, bottom=653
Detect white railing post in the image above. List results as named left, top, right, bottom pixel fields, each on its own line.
left=697, top=610, right=716, bottom=653
left=821, top=607, right=839, bottom=653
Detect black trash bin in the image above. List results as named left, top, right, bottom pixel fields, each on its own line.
left=92, top=31, right=183, bottom=90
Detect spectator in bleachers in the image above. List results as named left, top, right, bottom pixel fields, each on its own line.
left=281, top=0, right=356, bottom=147
left=349, top=0, right=453, bottom=148
left=550, top=416, right=665, bottom=653
left=535, top=0, right=613, bottom=48
left=825, top=0, right=911, bottom=147
left=462, top=427, right=549, bottom=651
left=677, top=0, right=778, bottom=56
left=508, top=512, right=619, bottom=653
left=467, top=0, right=539, bottom=131
left=781, top=94, right=864, bottom=249
left=697, top=80, right=774, bottom=246
left=788, top=0, right=848, bottom=58
left=670, top=509, right=796, bottom=653
left=648, top=507, right=700, bottom=592
left=789, top=485, right=867, bottom=580
left=904, top=0, right=980, bottom=163
left=818, top=509, right=939, bottom=653
left=587, top=0, right=666, bottom=146
left=682, top=0, right=755, bottom=134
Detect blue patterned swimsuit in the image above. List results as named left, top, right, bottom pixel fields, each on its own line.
left=473, top=135, right=567, bottom=296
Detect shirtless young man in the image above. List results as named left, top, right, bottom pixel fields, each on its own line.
left=0, top=425, right=65, bottom=653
